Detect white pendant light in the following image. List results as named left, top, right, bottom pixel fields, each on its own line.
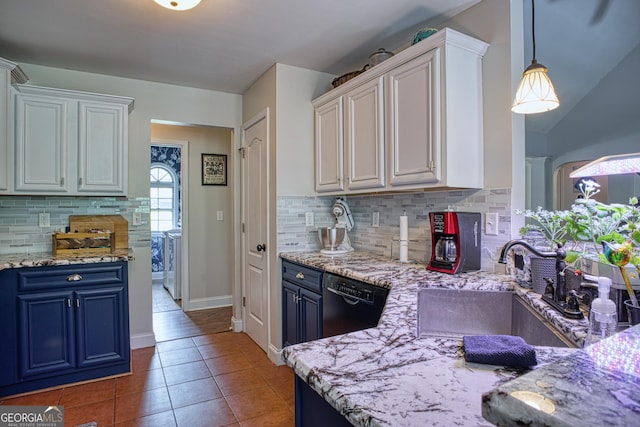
left=512, top=0, right=560, bottom=114
left=154, top=0, right=201, bottom=11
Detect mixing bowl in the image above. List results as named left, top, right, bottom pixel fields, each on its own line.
left=318, top=227, right=345, bottom=250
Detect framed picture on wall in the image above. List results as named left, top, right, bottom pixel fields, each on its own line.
left=202, top=153, right=227, bottom=186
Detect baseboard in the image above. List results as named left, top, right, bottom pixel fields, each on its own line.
left=231, top=316, right=243, bottom=332
left=185, top=295, right=232, bottom=311
left=152, top=271, right=164, bottom=282
left=130, top=332, right=156, bottom=349
left=268, top=343, right=285, bottom=366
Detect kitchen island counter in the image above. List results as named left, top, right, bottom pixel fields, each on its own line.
left=280, top=251, right=583, bottom=426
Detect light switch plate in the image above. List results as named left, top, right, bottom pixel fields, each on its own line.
left=132, top=212, right=142, bottom=226
left=485, top=212, right=499, bottom=235
left=38, top=212, right=50, bottom=228
left=372, top=211, right=380, bottom=228
left=305, top=212, right=314, bottom=227
left=217, top=211, right=224, bottom=221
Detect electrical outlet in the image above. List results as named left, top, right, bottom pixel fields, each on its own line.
left=38, top=212, right=50, bottom=228
left=372, top=211, right=380, bottom=228
left=485, top=212, right=499, bottom=235
left=305, top=212, right=314, bottom=227
left=132, top=212, right=142, bottom=226
left=217, top=211, right=224, bottom=221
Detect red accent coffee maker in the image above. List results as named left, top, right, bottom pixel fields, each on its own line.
left=427, top=212, right=481, bottom=274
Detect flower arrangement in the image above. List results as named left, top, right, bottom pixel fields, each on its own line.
left=519, top=179, right=640, bottom=309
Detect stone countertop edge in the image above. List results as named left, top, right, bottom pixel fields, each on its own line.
left=482, top=324, right=640, bottom=427
left=0, top=250, right=134, bottom=270
left=278, top=251, right=640, bottom=427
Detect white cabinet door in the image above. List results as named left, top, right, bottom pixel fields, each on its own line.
left=78, top=101, right=127, bottom=193
left=344, top=76, right=385, bottom=190
left=387, top=49, right=440, bottom=187
left=14, top=94, right=70, bottom=193
left=315, top=97, right=344, bottom=193
left=0, top=60, right=12, bottom=192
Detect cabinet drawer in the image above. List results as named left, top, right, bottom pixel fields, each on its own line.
left=282, top=261, right=322, bottom=293
left=17, top=262, right=126, bottom=292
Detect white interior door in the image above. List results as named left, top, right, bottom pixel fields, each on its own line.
left=241, top=109, right=269, bottom=351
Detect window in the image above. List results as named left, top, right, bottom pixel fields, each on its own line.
left=150, top=165, right=178, bottom=232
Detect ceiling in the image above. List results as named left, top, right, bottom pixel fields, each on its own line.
left=524, top=0, right=640, bottom=134
left=0, top=0, right=479, bottom=94
left=1, top=0, right=637, bottom=134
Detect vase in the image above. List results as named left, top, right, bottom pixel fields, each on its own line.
left=624, top=300, right=640, bottom=326
left=530, top=257, right=556, bottom=295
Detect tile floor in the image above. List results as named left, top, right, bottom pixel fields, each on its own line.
left=1, top=333, right=295, bottom=426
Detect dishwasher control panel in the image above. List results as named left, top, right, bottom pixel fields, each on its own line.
left=329, top=281, right=374, bottom=303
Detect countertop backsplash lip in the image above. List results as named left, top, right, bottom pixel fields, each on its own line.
left=0, top=250, right=133, bottom=270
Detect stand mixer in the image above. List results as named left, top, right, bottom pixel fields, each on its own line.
left=319, top=197, right=354, bottom=255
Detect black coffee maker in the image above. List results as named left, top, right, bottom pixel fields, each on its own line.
left=427, top=212, right=481, bottom=274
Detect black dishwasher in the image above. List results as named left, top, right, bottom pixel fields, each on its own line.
left=322, top=273, right=389, bottom=338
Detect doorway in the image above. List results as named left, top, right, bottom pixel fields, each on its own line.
left=150, top=142, right=186, bottom=314
left=150, top=122, right=235, bottom=342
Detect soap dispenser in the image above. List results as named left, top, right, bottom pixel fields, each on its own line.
left=585, top=276, right=618, bottom=346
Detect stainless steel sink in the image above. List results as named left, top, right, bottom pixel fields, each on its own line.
left=417, top=288, right=574, bottom=347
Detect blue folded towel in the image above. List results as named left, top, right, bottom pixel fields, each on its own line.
left=463, top=335, right=537, bottom=368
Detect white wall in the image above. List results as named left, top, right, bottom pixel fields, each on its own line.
left=151, top=124, right=234, bottom=309
left=243, top=64, right=334, bottom=362
left=20, top=63, right=243, bottom=348
left=439, top=0, right=525, bottom=236
left=275, top=64, right=335, bottom=196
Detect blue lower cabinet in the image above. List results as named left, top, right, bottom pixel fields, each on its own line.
left=1, top=262, right=130, bottom=398
left=76, top=287, right=128, bottom=367
left=282, top=261, right=323, bottom=347
left=18, top=291, right=76, bottom=378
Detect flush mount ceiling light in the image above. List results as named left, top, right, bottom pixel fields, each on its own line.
left=569, top=153, right=640, bottom=178
left=512, top=0, right=560, bottom=114
left=154, top=0, right=201, bottom=11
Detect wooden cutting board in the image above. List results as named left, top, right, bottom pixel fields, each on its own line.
left=69, top=215, right=129, bottom=249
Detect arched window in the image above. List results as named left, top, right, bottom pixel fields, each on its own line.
left=150, top=165, right=179, bottom=231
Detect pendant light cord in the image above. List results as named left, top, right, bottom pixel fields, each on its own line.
left=531, top=0, right=537, bottom=63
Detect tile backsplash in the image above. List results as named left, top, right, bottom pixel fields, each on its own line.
left=277, top=188, right=512, bottom=271
left=0, top=196, right=151, bottom=254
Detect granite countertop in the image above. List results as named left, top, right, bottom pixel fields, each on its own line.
left=280, top=251, right=639, bottom=426
left=0, top=250, right=133, bottom=271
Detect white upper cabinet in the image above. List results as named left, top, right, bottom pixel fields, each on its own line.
left=0, top=58, right=27, bottom=193
left=12, top=84, right=133, bottom=196
left=0, top=59, right=14, bottom=192
left=387, top=49, right=439, bottom=187
left=344, top=76, right=385, bottom=191
left=314, top=97, right=344, bottom=193
left=313, top=28, right=489, bottom=195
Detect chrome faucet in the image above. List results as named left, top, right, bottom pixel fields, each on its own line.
left=498, top=240, right=567, bottom=304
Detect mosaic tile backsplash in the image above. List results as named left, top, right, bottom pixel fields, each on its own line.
left=0, top=196, right=151, bottom=254
left=277, top=189, right=512, bottom=271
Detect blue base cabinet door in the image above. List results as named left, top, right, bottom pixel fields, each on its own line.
left=76, top=287, right=128, bottom=367
left=18, top=291, right=76, bottom=378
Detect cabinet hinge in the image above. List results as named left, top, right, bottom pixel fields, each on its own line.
left=239, top=147, right=246, bottom=158
left=243, top=296, right=246, bottom=307
left=241, top=223, right=245, bottom=233
left=429, top=160, right=435, bottom=170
